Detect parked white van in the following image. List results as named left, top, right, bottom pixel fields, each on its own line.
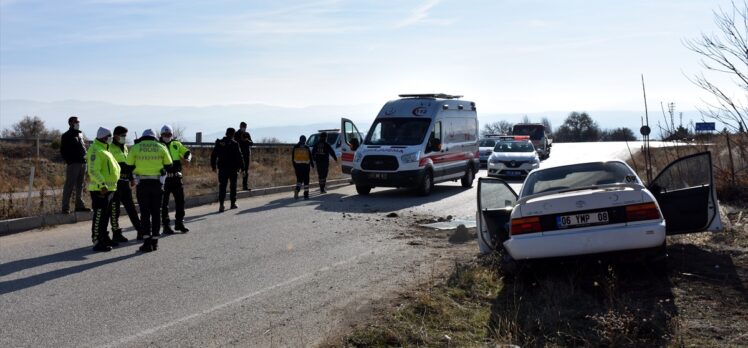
left=346, top=94, right=480, bottom=195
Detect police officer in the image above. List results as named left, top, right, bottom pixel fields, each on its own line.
left=234, top=122, right=253, bottom=191
left=312, top=132, right=337, bottom=193
left=109, top=126, right=144, bottom=240
left=159, top=125, right=192, bottom=234
left=292, top=135, right=314, bottom=200
left=127, top=129, right=173, bottom=252
left=87, top=127, right=121, bottom=252
left=211, top=128, right=244, bottom=212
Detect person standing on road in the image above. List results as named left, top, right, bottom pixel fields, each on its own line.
left=127, top=129, right=173, bottom=252
left=234, top=121, right=254, bottom=191
left=312, top=132, right=337, bottom=194
left=159, top=125, right=192, bottom=234
left=292, top=135, right=314, bottom=200
left=211, top=127, right=244, bottom=212
left=60, top=116, right=90, bottom=214
left=108, top=126, right=144, bottom=240
left=86, top=127, right=121, bottom=252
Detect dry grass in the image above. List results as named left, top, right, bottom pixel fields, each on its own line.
left=0, top=142, right=343, bottom=219
left=327, top=205, right=748, bottom=347
left=628, top=133, right=748, bottom=203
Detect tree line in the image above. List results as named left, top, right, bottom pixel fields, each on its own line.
left=481, top=112, right=638, bottom=143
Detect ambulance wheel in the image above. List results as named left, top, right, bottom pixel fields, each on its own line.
left=356, top=185, right=372, bottom=195
left=461, top=165, right=474, bottom=188
left=417, top=170, right=433, bottom=196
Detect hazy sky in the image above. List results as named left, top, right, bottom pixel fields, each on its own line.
left=0, top=0, right=740, bottom=116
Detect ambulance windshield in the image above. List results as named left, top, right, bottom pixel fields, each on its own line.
left=365, top=118, right=431, bottom=146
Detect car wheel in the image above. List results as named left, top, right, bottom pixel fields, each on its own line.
left=417, top=170, right=433, bottom=196
left=355, top=185, right=372, bottom=195
left=460, top=165, right=474, bottom=188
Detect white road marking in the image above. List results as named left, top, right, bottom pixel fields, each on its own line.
left=104, top=247, right=386, bottom=348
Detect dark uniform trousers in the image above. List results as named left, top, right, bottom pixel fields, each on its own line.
left=161, top=176, right=185, bottom=226
left=316, top=158, right=330, bottom=191
left=241, top=154, right=250, bottom=189
left=218, top=169, right=238, bottom=206
left=90, top=191, right=112, bottom=244
left=138, top=179, right=163, bottom=237
left=111, top=180, right=142, bottom=234
left=294, top=163, right=310, bottom=193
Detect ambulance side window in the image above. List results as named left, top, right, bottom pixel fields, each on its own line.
left=427, top=121, right=442, bottom=153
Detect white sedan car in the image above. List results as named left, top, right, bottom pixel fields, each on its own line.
left=487, top=140, right=540, bottom=178
left=477, top=152, right=722, bottom=270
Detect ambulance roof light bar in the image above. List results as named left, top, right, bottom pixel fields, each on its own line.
left=398, top=93, right=463, bottom=100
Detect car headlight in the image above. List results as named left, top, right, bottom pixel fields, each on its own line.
left=354, top=151, right=363, bottom=163
left=401, top=151, right=420, bottom=163
left=531, top=157, right=540, bottom=164
left=489, top=156, right=501, bottom=164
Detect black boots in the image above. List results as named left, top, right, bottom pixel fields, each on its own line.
left=175, top=221, right=189, bottom=233
left=162, top=224, right=175, bottom=235
left=294, top=187, right=300, bottom=200
left=138, top=238, right=158, bottom=252
left=93, top=241, right=112, bottom=252
left=230, top=202, right=238, bottom=209
left=219, top=204, right=225, bottom=213
left=112, top=229, right=129, bottom=243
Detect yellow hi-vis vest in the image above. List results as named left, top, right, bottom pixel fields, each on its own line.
left=86, top=139, right=121, bottom=192
left=293, top=147, right=311, bottom=164
left=126, top=139, right=173, bottom=177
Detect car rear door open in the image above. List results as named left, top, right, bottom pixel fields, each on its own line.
left=477, top=177, right=518, bottom=253
left=649, top=152, right=723, bottom=235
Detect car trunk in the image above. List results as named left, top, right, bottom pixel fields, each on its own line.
left=517, top=186, right=646, bottom=234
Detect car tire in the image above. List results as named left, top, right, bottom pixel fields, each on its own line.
left=355, top=185, right=372, bottom=195
left=460, top=165, right=474, bottom=188
left=417, top=170, right=433, bottom=196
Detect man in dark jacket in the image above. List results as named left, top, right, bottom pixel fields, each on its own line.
left=212, top=128, right=245, bottom=212
left=312, top=132, right=338, bottom=194
left=234, top=122, right=253, bottom=191
left=60, top=116, right=90, bottom=213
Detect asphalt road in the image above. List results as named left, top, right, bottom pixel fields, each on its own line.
left=0, top=142, right=642, bottom=347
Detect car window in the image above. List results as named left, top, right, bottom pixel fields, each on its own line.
left=365, top=118, right=431, bottom=146
left=493, top=141, right=535, bottom=153
left=480, top=180, right=517, bottom=210
left=521, top=162, right=636, bottom=197
left=651, top=153, right=710, bottom=192
left=479, top=139, right=496, bottom=147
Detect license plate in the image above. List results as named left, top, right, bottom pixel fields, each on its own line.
left=505, top=171, right=522, bottom=176
left=368, top=173, right=387, bottom=180
left=557, top=211, right=609, bottom=228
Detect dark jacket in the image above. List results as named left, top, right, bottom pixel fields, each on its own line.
left=211, top=137, right=244, bottom=171
left=312, top=141, right=337, bottom=163
left=233, top=130, right=253, bottom=159
left=60, top=128, right=87, bottom=164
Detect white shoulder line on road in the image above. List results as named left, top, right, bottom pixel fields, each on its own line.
left=104, top=247, right=387, bottom=348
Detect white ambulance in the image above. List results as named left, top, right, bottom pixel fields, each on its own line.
left=341, top=94, right=480, bottom=196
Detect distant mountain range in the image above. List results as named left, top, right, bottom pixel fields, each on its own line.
left=1, top=99, right=707, bottom=142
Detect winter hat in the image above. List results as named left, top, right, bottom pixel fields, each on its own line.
left=161, top=125, right=173, bottom=134
left=142, top=129, right=156, bottom=138
left=96, top=127, right=112, bottom=139
left=299, top=135, right=306, bottom=144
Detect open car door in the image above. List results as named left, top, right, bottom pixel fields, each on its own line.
left=477, top=177, right=518, bottom=254
left=340, top=118, right=363, bottom=174
left=649, top=151, right=723, bottom=235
